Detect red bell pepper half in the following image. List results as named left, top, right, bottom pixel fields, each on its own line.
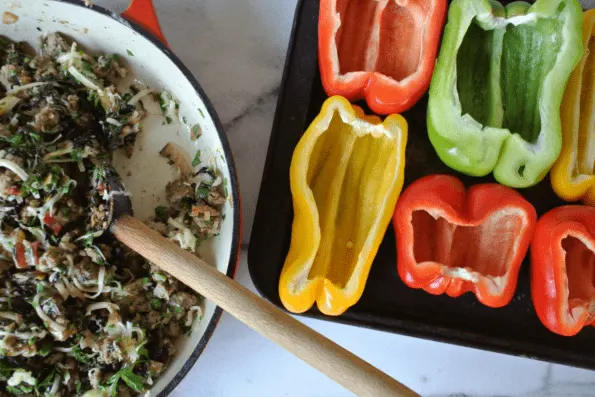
left=318, top=0, right=446, bottom=115
left=393, top=175, right=537, bottom=308
left=531, top=206, right=595, bottom=336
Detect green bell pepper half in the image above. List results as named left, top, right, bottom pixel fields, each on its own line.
left=427, top=0, right=582, bottom=188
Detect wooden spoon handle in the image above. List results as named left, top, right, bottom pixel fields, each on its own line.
left=111, top=215, right=419, bottom=397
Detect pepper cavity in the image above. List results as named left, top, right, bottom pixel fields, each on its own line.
left=318, top=0, right=446, bottom=114
left=393, top=174, right=537, bottom=308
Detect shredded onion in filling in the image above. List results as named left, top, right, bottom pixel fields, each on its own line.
left=0, top=311, right=23, bottom=324
left=33, top=293, right=66, bottom=332
left=85, top=302, right=119, bottom=316
left=127, top=88, right=156, bottom=105
left=0, top=158, right=28, bottom=181
left=67, top=66, right=100, bottom=91
left=5, top=82, right=51, bottom=96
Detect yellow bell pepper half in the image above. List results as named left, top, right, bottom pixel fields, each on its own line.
left=279, top=96, right=408, bottom=316
left=551, top=9, right=595, bottom=205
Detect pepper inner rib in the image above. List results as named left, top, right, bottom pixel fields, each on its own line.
left=335, top=0, right=428, bottom=81
left=456, top=13, right=563, bottom=144
left=305, top=113, right=398, bottom=287
left=410, top=210, right=525, bottom=279
left=563, top=236, right=595, bottom=310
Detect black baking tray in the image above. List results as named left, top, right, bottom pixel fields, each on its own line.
left=248, top=0, right=595, bottom=370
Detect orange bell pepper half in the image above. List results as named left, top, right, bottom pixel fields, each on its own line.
left=393, top=175, right=537, bottom=308
left=531, top=206, right=595, bottom=336
left=318, top=0, right=447, bottom=115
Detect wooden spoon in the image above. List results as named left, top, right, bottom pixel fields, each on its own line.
left=106, top=176, right=419, bottom=397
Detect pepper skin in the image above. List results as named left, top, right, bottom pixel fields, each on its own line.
left=318, top=0, right=446, bottom=115
left=427, top=0, right=582, bottom=188
left=393, top=174, right=537, bottom=308
left=279, top=96, right=408, bottom=316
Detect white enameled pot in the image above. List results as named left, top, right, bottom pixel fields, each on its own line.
left=0, top=0, right=241, bottom=395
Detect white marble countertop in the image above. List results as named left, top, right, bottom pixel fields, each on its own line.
left=96, top=0, right=595, bottom=396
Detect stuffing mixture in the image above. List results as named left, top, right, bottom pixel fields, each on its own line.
left=0, top=33, right=224, bottom=396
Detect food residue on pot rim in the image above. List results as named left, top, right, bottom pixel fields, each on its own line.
left=2, top=11, right=18, bottom=25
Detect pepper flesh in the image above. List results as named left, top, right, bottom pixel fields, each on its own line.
left=393, top=175, right=537, bottom=308
left=551, top=10, right=595, bottom=206
left=279, top=96, right=408, bottom=316
left=531, top=206, right=595, bottom=336
left=427, top=0, right=582, bottom=188
left=318, top=0, right=446, bottom=115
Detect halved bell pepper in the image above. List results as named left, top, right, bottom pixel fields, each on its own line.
left=531, top=206, right=595, bottom=336
left=427, top=0, right=582, bottom=188
left=279, top=96, right=408, bottom=316
left=551, top=10, right=595, bottom=206
left=318, top=0, right=447, bottom=115
left=393, top=174, right=537, bottom=308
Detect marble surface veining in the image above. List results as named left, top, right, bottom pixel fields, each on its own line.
left=91, top=0, right=595, bottom=395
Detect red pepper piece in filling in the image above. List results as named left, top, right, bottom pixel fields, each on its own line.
left=6, top=187, right=20, bottom=196
left=43, top=212, right=62, bottom=236
left=318, top=0, right=446, bottom=115
left=393, top=174, right=537, bottom=308
left=531, top=206, right=595, bottom=336
left=14, top=242, right=27, bottom=269
left=14, top=240, right=40, bottom=269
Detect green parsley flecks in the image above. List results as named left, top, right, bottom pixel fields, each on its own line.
left=192, top=150, right=202, bottom=167
left=190, top=123, right=202, bottom=141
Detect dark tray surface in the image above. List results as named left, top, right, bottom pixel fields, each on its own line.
left=248, top=0, right=595, bottom=370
